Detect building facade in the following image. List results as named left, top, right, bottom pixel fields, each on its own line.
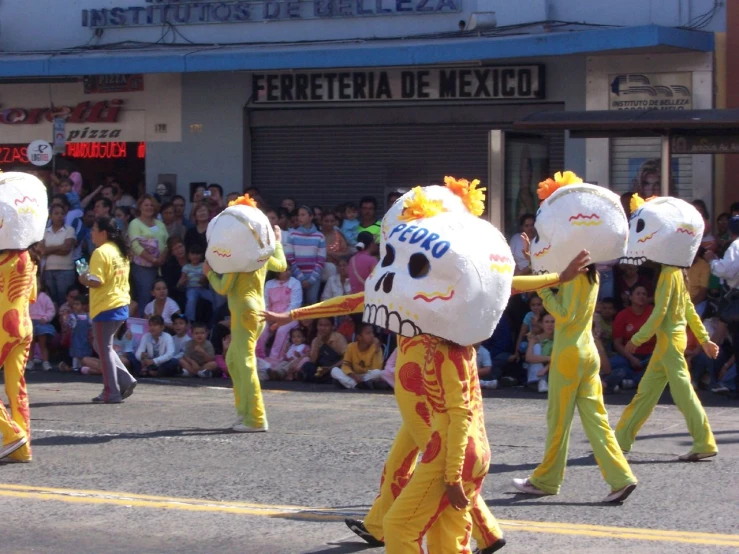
left=0, top=0, right=727, bottom=234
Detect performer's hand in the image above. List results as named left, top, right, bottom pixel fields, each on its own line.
left=625, top=341, right=637, bottom=355
left=260, top=311, right=292, bottom=327
left=203, top=261, right=211, bottom=275
left=559, top=250, right=591, bottom=283
left=445, top=482, right=470, bottom=511
left=273, top=225, right=282, bottom=243
left=702, top=340, right=720, bottom=360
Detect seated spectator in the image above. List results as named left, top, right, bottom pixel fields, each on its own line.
left=28, top=283, right=56, bottom=372
left=261, top=327, right=311, bottom=382
left=64, top=294, right=93, bottom=372
left=481, top=308, right=521, bottom=387
left=605, top=284, right=656, bottom=392
left=256, top=269, right=302, bottom=361
left=179, top=322, right=218, bottom=378
left=144, top=279, right=182, bottom=329
left=330, top=323, right=385, bottom=389
left=322, top=258, right=352, bottom=300
left=58, top=285, right=82, bottom=351
left=81, top=321, right=138, bottom=376
left=711, top=356, right=736, bottom=396
left=615, top=264, right=654, bottom=309
left=135, top=315, right=178, bottom=377
left=687, top=249, right=710, bottom=316
left=475, top=342, right=493, bottom=380
left=301, top=318, right=347, bottom=383
left=161, top=236, right=188, bottom=309
left=380, top=347, right=398, bottom=388
left=593, top=297, right=617, bottom=355
left=216, top=333, right=231, bottom=380
left=687, top=317, right=729, bottom=390
left=513, top=293, right=543, bottom=360
left=347, top=232, right=378, bottom=294
left=170, top=314, right=191, bottom=361
left=525, top=311, right=555, bottom=393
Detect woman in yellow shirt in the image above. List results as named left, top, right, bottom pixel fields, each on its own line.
left=79, top=216, right=137, bottom=404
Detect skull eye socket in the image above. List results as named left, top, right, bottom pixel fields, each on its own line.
left=408, top=253, right=430, bottom=279
left=381, top=244, right=395, bottom=267
left=636, top=218, right=645, bottom=233
left=533, top=229, right=540, bottom=244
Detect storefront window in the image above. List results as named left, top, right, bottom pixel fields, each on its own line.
left=503, top=136, right=549, bottom=239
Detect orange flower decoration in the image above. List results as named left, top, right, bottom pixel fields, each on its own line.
left=537, top=171, right=583, bottom=201
left=228, top=194, right=258, bottom=208
left=398, top=186, right=446, bottom=222
left=444, top=176, right=486, bottom=217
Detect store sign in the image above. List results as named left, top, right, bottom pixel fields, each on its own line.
left=84, top=74, right=144, bottom=94
left=671, top=135, right=739, bottom=154
left=609, top=73, right=692, bottom=111
left=27, top=140, right=53, bottom=166
left=252, top=66, right=545, bottom=103
left=0, top=142, right=146, bottom=165
left=81, top=0, right=461, bottom=27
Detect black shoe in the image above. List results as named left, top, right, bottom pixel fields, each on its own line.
left=475, top=538, right=507, bottom=553
left=501, top=376, right=518, bottom=388
left=121, top=381, right=137, bottom=400
left=345, top=518, right=384, bottom=547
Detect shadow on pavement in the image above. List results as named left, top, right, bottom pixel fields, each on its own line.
left=30, top=427, right=236, bottom=446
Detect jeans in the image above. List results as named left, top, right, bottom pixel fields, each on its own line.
left=185, top=287, right=215, bottom=324
left=131, top=264, right=159, bottom=317
left=605, top=354, right=652, bottom=389
left=302, top=279, right=321, bottom=306
left=690, top=351, right=729, bottom=388
left=44, top=269, right=77, bottom=307
left=718, top=364, right=737, bottom=391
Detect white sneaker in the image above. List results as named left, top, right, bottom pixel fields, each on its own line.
left=512, top=477, right=551, bottom=496
left=42, top=361, right=52, bottom=372
left=0, top=436, right=27, bottom=461
left=603, top=483, right=637, bottom=503
left=197, top=369, right=212, bottom=378
left=538, top=379, right=548, bottom=393
left=232, top=423, right=268, bottom=433
left=25, top=360, right=35, bottom=370
left=480, top=380, right=498, bottom=390
left=622, top=379, right=635, bottom=390
left=181, top=369, right=193, bottom=377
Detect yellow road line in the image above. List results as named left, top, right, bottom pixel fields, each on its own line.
left=0, top=484, right=737, bottom=547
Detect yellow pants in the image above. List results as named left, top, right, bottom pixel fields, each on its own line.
left=229, top=308, right=267, bottom=428
left=530, top=349, right=636, bottom=495
left=0, top=335, right=32, bottom=460
left=383, top=339, right=492, bottom=554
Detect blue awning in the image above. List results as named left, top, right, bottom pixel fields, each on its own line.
left=0, top=25, right=714, bottom=78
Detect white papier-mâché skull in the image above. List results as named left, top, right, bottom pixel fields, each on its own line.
left=622, top=195, right=703, bottom=268
left=206, top=198, right=275, bottom=274
left=530, top=181, right=628, bottom=275
left=364, top=185, right=514, bottom=346
left=0, top=172, right=48, bottom=250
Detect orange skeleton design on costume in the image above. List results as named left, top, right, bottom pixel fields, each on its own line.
left=0, top=251, right=37, bottom=460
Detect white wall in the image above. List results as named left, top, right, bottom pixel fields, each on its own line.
left=0, top=0, right=724, bottom=52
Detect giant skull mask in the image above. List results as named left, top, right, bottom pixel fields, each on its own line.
left=206, top=196, right=275, bottom=274
left=530, top=175, right=628, bottom=275
left=0, top=172, right=48, bottom=250
left=364, top=184, right=514, bottom=346
left=622, top=195, right=703, bottom=268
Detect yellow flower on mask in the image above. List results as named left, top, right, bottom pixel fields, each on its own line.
left=399, top=186, right=446, bottom=222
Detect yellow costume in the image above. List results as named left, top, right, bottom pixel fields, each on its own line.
left=291, top=270, right=560, bottom=551
left=207, top=243, right=286, bottom=429
left=0, top=250, right=37, bottom=461
left=615, top=266, right=717, bottom=456
left=527, top=274, right=637, bottom=495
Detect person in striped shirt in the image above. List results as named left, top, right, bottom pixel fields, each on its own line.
left=285, top=206, right=326, bottom=305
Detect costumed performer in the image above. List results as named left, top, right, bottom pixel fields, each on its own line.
left=615, top=195, right=719, bottom=461
left=264, top=178, right=592, bottom=553
left=204, top=194, right=286, bottom=432
left=512, top=171, right=638, bottom=502
left=0, top=172, right=47, bottom=463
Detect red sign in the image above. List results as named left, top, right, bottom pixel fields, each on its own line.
left=84, top=74, right=144, bottom=94
left=0, top=142, right=146, bottom=164
left=0, top=100, right=124, bottom=125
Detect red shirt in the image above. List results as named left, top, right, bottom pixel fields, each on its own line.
left=612, top=306, right=656, bottom=356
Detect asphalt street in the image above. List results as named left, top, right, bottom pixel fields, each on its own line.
left=1, top=372, right=738, bottom=554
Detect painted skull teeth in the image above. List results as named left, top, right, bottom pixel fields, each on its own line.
left=364, top=303, right=422, bottom=337
left=620, top=255, right=648, bottom=266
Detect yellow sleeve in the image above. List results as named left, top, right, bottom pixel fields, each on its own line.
left=631, top=268, right=673, bottom=347
left=290, top=292, right=365, bottom=320
left=511, top=273, right=560, bottom=295
left=88, top=249, right=107, bottom=285
left=341, top=343, right=357, bottom=374
left=267, top=243, right=287, bottom=272
left=207, top=271, right=237, bottom=296
left=443, top=345, right=474, bottom=485
left=539, top=279, right=577, bottom=324
left=685, top=294, right=710, bottom=344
